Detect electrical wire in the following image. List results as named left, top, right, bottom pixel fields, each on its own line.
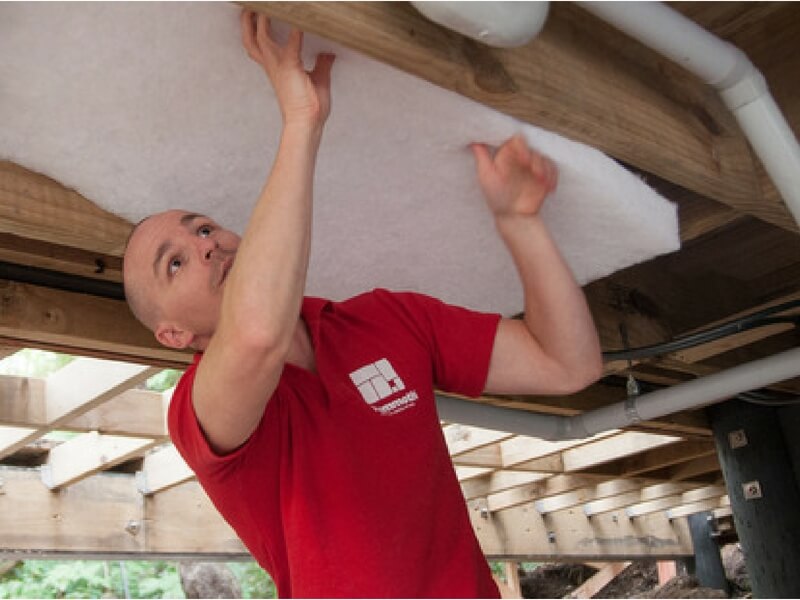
left=602, top=299, right=800, bottom=362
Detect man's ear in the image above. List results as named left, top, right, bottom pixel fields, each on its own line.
left=155, top=323, right=194, bottom=350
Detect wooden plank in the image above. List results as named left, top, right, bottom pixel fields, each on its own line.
left=0, top=232, right=122, bottom=284
left=666, top=496, right=731, bottom=520
left=626, top=486, right=727, bottom=518
left=657, top=560, right=678, bottom=586
left=0, top=358, right=158, bottom=459
left=41, top=431, right=157, bottom=490
left=500, top=431, right=618, bottom=468
left=515, top=432, right=680, bottom=473
left=444, top=424, right=513, bottom=456
left=0, top=375, right=169, bottom=439
left=0, top=279, right=192, bottom=367
left=583, top=483, right=696, bottom=517
left=662, top=454, right=722, bottom=482
left=566, top=561, right=631, bottom=599
left=244, top=2, right=796, bottom=231
left=461, top=471, right=550, bottom=501
left=0, top=467, right=247, bottom=558
left=487, top=474, right=607, bottom=513
left=452, top=444, right=502, bottom=468
left=45, top=358, right=157, bottom=423
left=0, top=345, right=20, bottom=361
left=0, top=162, right=132, bottom=256
left=455, top=466, right=495, bottom=482
left=583, top=440, right=717, bottom=479
left=470, top=497, right=694, bottom=560
left=535, top=479, right=651, bottom=515
left=136, top=445, right=194, bottom=495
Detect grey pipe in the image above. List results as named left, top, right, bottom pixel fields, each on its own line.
left=436, top=347, right=800, bottom=441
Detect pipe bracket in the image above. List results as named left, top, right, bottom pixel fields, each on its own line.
left=624, top=396, right=642, bottom=424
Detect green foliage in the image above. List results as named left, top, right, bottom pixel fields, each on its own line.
left=145, top=369, right=183, bottom=392
left=0, top=560, right=277, bottom=599
left=0, top=561, right=184, bottom=599
left=226, top=562, right=276, bottom=599
left=0, top=349, right=74, bottom=378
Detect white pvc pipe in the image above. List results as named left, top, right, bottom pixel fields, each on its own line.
left=411, top=2, right=550, bottom=48
left=578, top=1, right=800, bottom=227
left=437, top=347, right=800, bottom=441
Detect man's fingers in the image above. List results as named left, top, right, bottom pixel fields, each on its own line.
left=286, top=28, right=304, bottom=60
left=470, top=143, right=498, bottom=185
left=310, top=53, right=336, bottom=92
left=241, top=10, right=259, bottom=58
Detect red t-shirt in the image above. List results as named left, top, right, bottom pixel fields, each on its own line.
left=168, top=289, right=501, bottom=598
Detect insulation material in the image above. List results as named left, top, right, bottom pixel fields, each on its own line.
left=0, top=2, right=679, bottom=316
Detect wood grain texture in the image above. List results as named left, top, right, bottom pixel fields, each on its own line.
left=244, top=1, right=795, bottom=231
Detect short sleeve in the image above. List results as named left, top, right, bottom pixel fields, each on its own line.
left=167, top=355, right=253, bottom=477
left=373, top=290, right=501, bottom=398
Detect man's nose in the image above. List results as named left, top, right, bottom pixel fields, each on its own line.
left=198, top=236, right=219, bottom=262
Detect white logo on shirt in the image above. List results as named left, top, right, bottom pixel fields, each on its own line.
left=349, top=358, right=405, bottom=405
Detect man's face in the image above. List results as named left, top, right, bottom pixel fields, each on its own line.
left=123, top=210, right=240, bottom=350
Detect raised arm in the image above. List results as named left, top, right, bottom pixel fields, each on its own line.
left=193, top=12, right=334, bottom=453
left=471, top=135, right=603, bottom=396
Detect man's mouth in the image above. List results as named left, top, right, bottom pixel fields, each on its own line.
left=218, top=256, right=234, bottom=287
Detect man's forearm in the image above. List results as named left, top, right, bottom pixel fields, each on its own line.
left=219, top=123, right=322, bottom=353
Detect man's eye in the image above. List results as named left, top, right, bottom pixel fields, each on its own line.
left=168, top=257, right=182, bottom=276
left=198, top=225, right=212, bottom=237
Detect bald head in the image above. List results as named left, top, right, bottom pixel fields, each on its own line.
left=122, top=209, right=240, bottom=350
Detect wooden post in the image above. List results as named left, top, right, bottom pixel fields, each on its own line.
left=686, top=512, right=728, bottom=594
left=656, top=561, right=677, bottom=586
left=709, top=399, right=800, bottom=597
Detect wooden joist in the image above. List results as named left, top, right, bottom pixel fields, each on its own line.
left=245, top=2, right=796, bottom=232
left=0, top=466, right=696, bottom=560
left=0, top=358, right=158, bottom=459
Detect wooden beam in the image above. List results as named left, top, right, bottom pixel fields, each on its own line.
left=515, top=432, right=680, bottom=473
left=461, top=471, right=550, bottom=501
left=444, top=424, right=513, bottom=456
left=535, top=478, right=652, bottom=515
left=582, top=440, right=718, bottom=479
left=470, top=496, right=694, bottom=560
left=666, top=496, right=731, bottom=520
left=41, top=431, right=157, bottom=490
left=136, top=445, right=194, bottom=495
left=0, top=375, right=169, bottom=439
left=566, top=561, right=631, bottom=599
left=0, top=467, right=247, bottom=558
left=0, top=162, right=132, bottom=256
left=0, top=358, right=158, bottom=459
left=486, top=474, right=608, bottom=513
left=0, top=279, right=192, bottom=367
left=582, top=483, right=696, bottom=518
left=244, top=2, right=795, bottom=231
left=626, top=486, right=727, bottom=518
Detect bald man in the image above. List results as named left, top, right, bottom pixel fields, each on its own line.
left=123, top=10, right=602, bottom=598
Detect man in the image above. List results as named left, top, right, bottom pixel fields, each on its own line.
left=123, top=10, right=602, bottom=598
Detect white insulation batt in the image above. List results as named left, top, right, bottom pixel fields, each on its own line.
left=0, top=3, right=680, bottom=316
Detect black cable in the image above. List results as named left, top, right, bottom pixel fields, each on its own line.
left=0, top=260, right=125, bottom=301
left=603, top=299, right=800, bottom=362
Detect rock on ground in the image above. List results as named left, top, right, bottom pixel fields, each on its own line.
left=179, top=561, right=241, bottom=599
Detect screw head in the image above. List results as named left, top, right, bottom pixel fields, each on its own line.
left=742, top=480, right=762, bottom=500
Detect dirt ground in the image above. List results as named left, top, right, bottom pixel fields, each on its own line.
left=518, top=543, right=750, bottom=599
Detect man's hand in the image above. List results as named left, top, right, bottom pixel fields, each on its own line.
left=470, top=134, right=558, bottom=220
left=241, top=10, right=334, bottom=129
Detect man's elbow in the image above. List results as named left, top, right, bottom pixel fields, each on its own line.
left=559, top=354, right=604, bottom=395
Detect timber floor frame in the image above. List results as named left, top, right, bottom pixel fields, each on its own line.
left=0, top=2, right=798, bottom=562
